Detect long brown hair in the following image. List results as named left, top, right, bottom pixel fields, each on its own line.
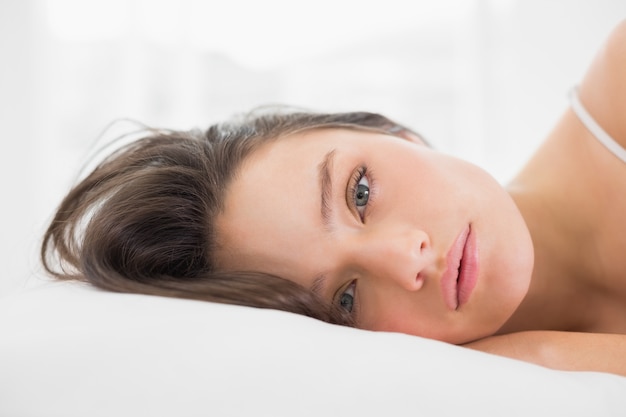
left=41, top=108, right=421, bottom=325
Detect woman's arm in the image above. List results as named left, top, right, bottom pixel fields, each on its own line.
left=464, top=331, right=626, bottom=376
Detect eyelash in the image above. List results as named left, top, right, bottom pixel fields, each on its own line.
left=348, top=165, right=374, bottom=221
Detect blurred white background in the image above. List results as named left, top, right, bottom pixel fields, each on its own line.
left=1, top=0, right=625, bottom=297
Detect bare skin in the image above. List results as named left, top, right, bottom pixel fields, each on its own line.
left=464, top=20, right=626, bottom=373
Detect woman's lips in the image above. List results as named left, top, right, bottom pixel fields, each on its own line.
left=441, top=224, right=479, bottom=311
left=458, top=225, right=479, bottom=308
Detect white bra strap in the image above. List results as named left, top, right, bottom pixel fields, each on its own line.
left=569, top=87, right=626, bottom=164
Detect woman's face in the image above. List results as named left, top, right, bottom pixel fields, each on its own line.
left=215, top=128, right=533, bottom=344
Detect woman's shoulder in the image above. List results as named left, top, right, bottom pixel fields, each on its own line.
left=508, top=21, right=626, bottom=311
left=578, top=19, right=626, bottom=149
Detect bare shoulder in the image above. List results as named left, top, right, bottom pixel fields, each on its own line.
left=578, top=19, right=626, bottom=148
left=510, top=22, right=626, bottom=339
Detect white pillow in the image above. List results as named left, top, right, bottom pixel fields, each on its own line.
left=1, top=280, right=625, bottom=417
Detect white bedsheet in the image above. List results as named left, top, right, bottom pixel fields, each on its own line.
left=1, top=280, right=625, bottom=417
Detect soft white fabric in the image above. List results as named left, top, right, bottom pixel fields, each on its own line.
left=1, top=280, right=626, bottom=417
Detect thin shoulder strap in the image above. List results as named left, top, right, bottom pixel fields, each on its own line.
left=569, top=86, right=626, bottom=163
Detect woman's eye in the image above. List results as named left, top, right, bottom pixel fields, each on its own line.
left=339, top=281, right=357, bottom=313
left=355, top=176, right=370, bottom=208
left=347, top=166, right=372, bottom=221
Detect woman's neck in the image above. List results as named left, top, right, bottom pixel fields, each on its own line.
left=496, top=184, right=597, bottom=334
left=497, top=119, right=604, bottom=334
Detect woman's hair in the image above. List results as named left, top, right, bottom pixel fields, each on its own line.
left=41, top=107, right=420, bottom=326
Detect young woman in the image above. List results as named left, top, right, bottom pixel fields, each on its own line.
left=42, top=21, right=626, bottom=375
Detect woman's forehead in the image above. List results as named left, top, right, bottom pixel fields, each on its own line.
left=214, top=130, right=335, bottom=272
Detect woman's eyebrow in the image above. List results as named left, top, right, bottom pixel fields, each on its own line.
left=318, top=149, right=337, bottom=232
left=311, top=272, right=327, bottom=296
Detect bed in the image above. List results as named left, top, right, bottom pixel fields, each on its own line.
left=1, top=279, right=625, bottom=416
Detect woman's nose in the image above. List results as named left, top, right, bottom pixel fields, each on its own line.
left=345, top=227, right=432, bottom=291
